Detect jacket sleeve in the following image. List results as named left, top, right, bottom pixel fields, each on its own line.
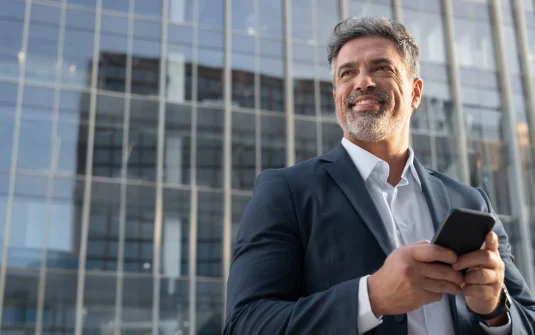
left=475, top=187, right=535, bottom=335
left=223, top=169, right=361, bottom=335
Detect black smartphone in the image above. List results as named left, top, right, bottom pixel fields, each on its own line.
left=431, top=208, right=495, bottom=256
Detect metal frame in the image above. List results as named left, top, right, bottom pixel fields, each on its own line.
left=490, top=0, right=535, bottom=289
left=0, top=0, right=32, bottom=327
left=284, top=0, right=295, bottom=167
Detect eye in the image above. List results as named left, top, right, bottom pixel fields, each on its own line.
left=376, top=66, right=391, bottom=71
left=340, top=70, right=353, bottom=78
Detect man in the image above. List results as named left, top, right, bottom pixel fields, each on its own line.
left=224, top=17, right=535, bottom=334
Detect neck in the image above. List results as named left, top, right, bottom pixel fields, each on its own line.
left=344, top=132, right=410, bottom=186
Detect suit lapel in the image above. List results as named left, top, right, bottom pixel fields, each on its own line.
left=413, top=159, right=460, bottom=334
left=322, top=143, right=395, bottom=256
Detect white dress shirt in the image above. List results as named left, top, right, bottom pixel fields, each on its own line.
left=340, top=138, right=511, bottom=335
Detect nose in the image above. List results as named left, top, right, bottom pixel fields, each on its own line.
left=353, top=71, right=376, bottom=91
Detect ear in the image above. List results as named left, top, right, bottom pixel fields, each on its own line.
left=411, top=78, right=423, bottom=110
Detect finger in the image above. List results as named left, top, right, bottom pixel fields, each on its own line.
left=418, top=262, right=464, bottom=286
left=422, top=291, right=443, bottom=304
left=421, top=278, right=462, bottom=296
left=413, top=240, right=431, bottom=245
left=462, top=283, right=496, bottom=299
left=411, top=244, right=457, bottom=264
left=485, top=231, right=499, bottom=252
left=453, top=249, right=502, bottom=271
left=464, top=267, right=497, bottom=285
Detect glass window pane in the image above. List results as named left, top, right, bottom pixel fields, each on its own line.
left=164, top=103, right=191, bottom=185
left=131, top=39, right=161, bottom=96
left=198, top=0, right=224, bottom=28
left=162, top=188, right=190, bottom=276
left=261, top=114, right=286, bottom=169
left=321, top=122, right=342, bottom=154
left=103, top=0, right=130, bottom=12
left=2, top=268, right=39, bottom=332
left=0, top=1, right=25, bottom=80
left=65, top=9, right=95, bottom=31
left=232, top=193, right=251, bottom=245
left=166, top=25, right=193, bottom=103
left=436, top=136, right=460, bottom=180
left=412, top=134, right=433, bottom=167
left=42, top=270, right=77, bottom=333
left=124, top=184, right=156, bottom=273
left=25, top=17, right=60, bottom=84
left=259, top=38, right=285, bottom=113
left=320, top=81, right=334, bottom=116
left=197, top=30, right=224, bottom=103
left=87, top=181, right=121, bottom=271
left=17, top=116, right=52, bottom=172
left=98, top=33, right=128, bottom=93
left=134, top=19, right=161, bottom=40
left=159, top=278, right=189, bottom=333
left=128, top=98, right=158, bottom=182
left=316, top=0, right=340, bottom=46
left=135, top=0, right=162, bottom=16
left=8, top=175, right=48, bottom=267
left=295, top=119, right=318, bottom=163
left=168, top=0, right=194, bottom=23
left=196, top=280, right=224, bottom=334
left=0, top=174, right=8, bottom=260
left=349, top=0, right=393, bottom=18
left=62, top=28, right=95, bottom=88
left=232, top=0, right=255, bottom=32
left=83, top=274, right=117, bottom=333
left=197, top=107, right=224, bottom=188
left=232, top=111, right=256, bottom=190
left=197, top=192, right=223, bottom=277
left=68, top=0, right=97, bottom=8
left=259, top=0, right=283, bottom=37
left=292, top=0, right=313, bottom=41
left=231, top=35, right=255, bottom=109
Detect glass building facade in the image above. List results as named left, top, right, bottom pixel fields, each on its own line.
left=0, top=0, right=535, bottom=334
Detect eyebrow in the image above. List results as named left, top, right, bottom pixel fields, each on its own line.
left=337, top=58, right=395, bottom=76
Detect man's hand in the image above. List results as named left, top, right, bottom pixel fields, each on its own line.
left=453, top=231, right=506, bottom=326
left=368, top=241, right=464, bottom=317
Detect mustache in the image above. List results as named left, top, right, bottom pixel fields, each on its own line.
left=344, top=89, right=389, bottom=107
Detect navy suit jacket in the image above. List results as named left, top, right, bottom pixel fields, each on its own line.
left=224, top=143, right=535, bottom=334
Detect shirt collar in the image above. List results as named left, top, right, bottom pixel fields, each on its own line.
left=341, top=137, right=422, bottom=190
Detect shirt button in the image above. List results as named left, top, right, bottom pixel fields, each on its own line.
left=394, top=314, right=406, bottom=323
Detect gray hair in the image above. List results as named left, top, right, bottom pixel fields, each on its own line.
left=327, top=16, right=420, bottom=84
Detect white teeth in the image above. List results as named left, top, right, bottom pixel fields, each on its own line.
left=355, top=99, right=379, bottom=105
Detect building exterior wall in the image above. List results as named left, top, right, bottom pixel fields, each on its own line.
left=0, top=0, right=534, bottom=334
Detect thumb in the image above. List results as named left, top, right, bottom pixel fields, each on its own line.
left=484, top=231, right=498, bottom=252
left=413, top=240, right=431, bottom=245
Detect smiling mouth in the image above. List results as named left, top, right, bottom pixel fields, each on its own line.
left=348, top=99, right=383, bottom=109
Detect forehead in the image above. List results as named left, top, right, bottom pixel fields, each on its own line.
left=336, top=36, right=404, bottom=66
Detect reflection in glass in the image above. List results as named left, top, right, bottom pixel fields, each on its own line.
left=232, top=111, right=256, bottom=190
left=8, top=175, right=47, bottom=267
left=135, top=0, right=162, bottom=17
left=321, top=122, right=342, bottom=154
left=320, top=81, right=334, bottom=116
left=0, top=1, right=25, bottom=80
left=42, top=270, right=77, bottom=333
left=197, top=192, right=223, bottom=277
left=98, top=33, right=128, bottom=93
left=2, top=269, right=39, bottom=333
left=197, top=108, right=224, bottom=188
left=454, top=18, right=496, bottom=70
left=232, top=35, right=255, bottom=109
left=167, top=25, right=193, bottom=103
left=196, top=280, right=224, bottom=334
left=258, top=0, right=283, bottom=37
left=295, top=119, right=318, bottom=163
left=168, top=0, right=194, bottom=24
left=161, top=188, right=190, bottom=276
left=402, top=10, right=446, bottom=64
left=261, top=114, right=286, bottom=169
left=160, top=278, right=189, bottom=334
left=435, top=136, right=459, bottom=179
left=86, top=181, right=121, bottom=271
left=132, top=38, right=161, bottom=96
left=259, top=39, right=285, bottom=112
left=25, top=6, right=60, bottom=83
left=197, top=30, right=224, bottom=104
left=232, top=194, right=251, bottom=245
left=62, top=28, right=95, bottom=88
left=164, top=103, right=192, bottom=185
left=128, top=98, right=158, bottom=182
left=293, top=44, right=316, bottom=116
left=83, top=274, right=117, bottom=334
left=124, top=184, right=156, bottom=273
left=93, top=94, right=125, bottom=178
left=232, top=0, right=255, bottom=32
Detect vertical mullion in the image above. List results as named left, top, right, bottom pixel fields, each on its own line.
left=392, top=0, right=403, bottom=22
left=35, top=1, right=68, bottom=334
left=284, top=0, right=295, bottom=167
left=312, top=0, right=322, bottom=156
left=0, top=0, right=31, bottom=326
left=490, top=0, right=535, bottom=289
left=222, top=0, right=233, bottom=325
left=254, top=0, right=261, bottom=176
left=73, top=0, right=103, bottom=334
left=442, top=0, right=470, bottom=184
